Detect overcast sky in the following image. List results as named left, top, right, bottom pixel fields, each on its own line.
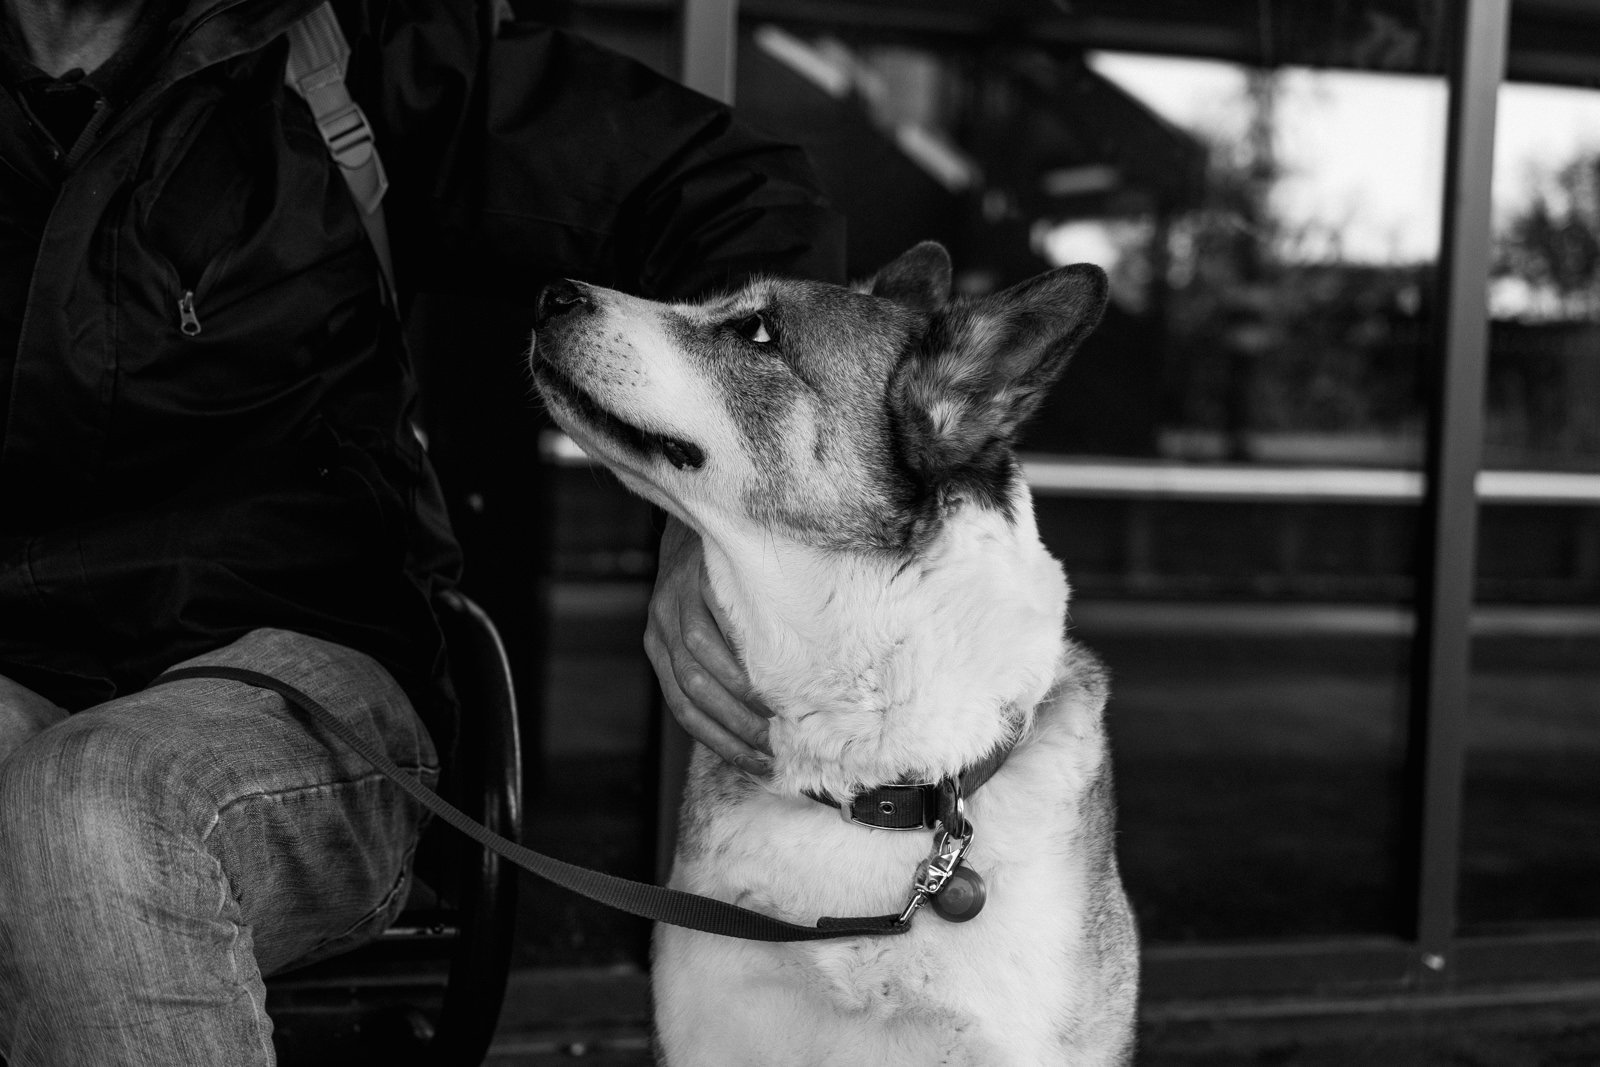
left=1091, top=51, right=1600, bottom=266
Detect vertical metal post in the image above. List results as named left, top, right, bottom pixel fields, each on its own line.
left=1411, top=0, right=1510, bottom=974
left=680, top=0, right=739, bottom=104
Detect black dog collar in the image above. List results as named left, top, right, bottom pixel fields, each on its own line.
left=803, top=743, right=1012, bottom=834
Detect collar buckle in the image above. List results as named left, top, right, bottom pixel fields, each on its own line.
left=829, top=781, right=940, bottom=831
left=806, top=739, right=1009, bottom=834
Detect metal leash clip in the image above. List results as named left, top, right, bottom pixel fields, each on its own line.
left=895, top=821, right=983, bottom=926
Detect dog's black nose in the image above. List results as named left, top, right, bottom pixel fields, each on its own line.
left=535, top=279, right=593, bottom=327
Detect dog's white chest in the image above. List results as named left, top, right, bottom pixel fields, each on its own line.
left=800, top=934, right=940, bottom=1015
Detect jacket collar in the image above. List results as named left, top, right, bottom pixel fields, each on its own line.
left=161, top=0, right=323, bottom=83
left=0, top=0, right=181, bottom=158
left=37, top=0, right=324, bottom=170
left=0, top=0, right=318, bottom=93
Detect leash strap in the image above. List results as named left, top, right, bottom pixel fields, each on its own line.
left=152, top=666, right=908, bottom=943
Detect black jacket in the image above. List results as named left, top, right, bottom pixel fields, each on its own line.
left=0, top=0, right=843, bottom=739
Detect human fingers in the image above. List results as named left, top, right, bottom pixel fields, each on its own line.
left=646, top=519, right=773, bottom=764
left=645, top=625, right=771, bottom=776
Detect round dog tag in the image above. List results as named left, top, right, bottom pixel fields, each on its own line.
left=930, top=863, right=986, bottom=922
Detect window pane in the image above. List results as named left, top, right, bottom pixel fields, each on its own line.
left=1461, top=6, right=1600, bottom=932
left=735, top=2, right=1453, bottom=942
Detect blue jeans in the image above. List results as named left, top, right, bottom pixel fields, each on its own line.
left=0, top=629, right=439, bottom=1066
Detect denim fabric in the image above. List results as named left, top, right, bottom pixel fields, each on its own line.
left=0, top=629, right=439, bottom=1067
left=0, top=675, right=66, bottom=760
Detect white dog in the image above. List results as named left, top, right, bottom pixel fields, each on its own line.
left=531, top=242, right=1138, bottom=1065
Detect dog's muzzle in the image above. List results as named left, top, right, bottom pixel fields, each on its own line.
left=530, top=280, right=706, bottom=471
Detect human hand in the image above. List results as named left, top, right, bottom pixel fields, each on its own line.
left=644, top=518, right=774, bottom=776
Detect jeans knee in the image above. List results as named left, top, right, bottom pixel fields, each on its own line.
left=0, top=713, right=274, bottom=1066
left=0, top=712, right=205, bottom=898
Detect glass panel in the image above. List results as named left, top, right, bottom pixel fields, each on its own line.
left=1461, top=3, right=1600, bottom=932
left=734, top=1, right=1454, bottom=942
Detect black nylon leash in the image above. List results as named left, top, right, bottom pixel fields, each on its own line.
left=152, top=665, right=908, bottom=942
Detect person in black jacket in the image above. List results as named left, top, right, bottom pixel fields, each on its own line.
left=0, top=0, right=840, bottom=1061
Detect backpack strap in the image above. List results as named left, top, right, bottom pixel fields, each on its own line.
left=284, top=3, right=397, bottom=302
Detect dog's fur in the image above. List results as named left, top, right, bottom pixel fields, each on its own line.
left=530, top=242, right=1138, bottom=1065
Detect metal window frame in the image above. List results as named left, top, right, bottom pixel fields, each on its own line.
left=1408, top=0, right=1512, bottom=981
left=661, top=0, right=1584, bottom=1005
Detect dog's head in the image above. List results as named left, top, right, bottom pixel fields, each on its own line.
left=530, top=242, right=1107, bottom=554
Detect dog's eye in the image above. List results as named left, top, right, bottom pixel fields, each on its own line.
left=733, top=311, right=776, bottom=346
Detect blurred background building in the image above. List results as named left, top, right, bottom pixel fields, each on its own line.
left=396, top=0, right=1600, bottom=1059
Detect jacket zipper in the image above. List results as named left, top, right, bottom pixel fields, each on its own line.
left=177, top=290, right=201, bottom=336
left=172, top=239, right=240, bottom=337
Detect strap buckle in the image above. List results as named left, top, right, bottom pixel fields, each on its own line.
left=831, top=781, right=939, bottom=831
left=295, top=68, right=388, bottom=215
left=819, top=773, right=971, bottom=833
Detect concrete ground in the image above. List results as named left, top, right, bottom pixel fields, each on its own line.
left=479, top=966, right=1600, bottom=1065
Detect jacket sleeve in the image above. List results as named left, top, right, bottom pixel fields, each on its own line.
left=343, top=0, right=846, bottom=300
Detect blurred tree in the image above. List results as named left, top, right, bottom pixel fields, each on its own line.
left=1495, top=152, right=1600, bottom=321
left=1488, top=150, right=1600, bottom=464
left=1159, top=70, right=1431, bottom=460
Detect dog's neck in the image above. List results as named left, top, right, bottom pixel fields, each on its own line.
left=702, top=485, right=1069, bottom=799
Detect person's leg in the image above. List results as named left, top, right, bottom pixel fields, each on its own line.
left=0, top=629, right=438, bottom=1067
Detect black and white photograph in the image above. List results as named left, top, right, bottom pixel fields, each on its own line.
left=1, top=1, right=1596, bottom=1064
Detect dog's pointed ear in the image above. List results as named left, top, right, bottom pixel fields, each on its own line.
left=891, top=264, right=1108, bottom=487
left=858, top=241, right=952, bottom=313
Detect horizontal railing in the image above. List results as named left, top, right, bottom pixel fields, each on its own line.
left=539, top=431, right=1600, bottom=506
left=1019, top=456, right=1600, bottom=505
